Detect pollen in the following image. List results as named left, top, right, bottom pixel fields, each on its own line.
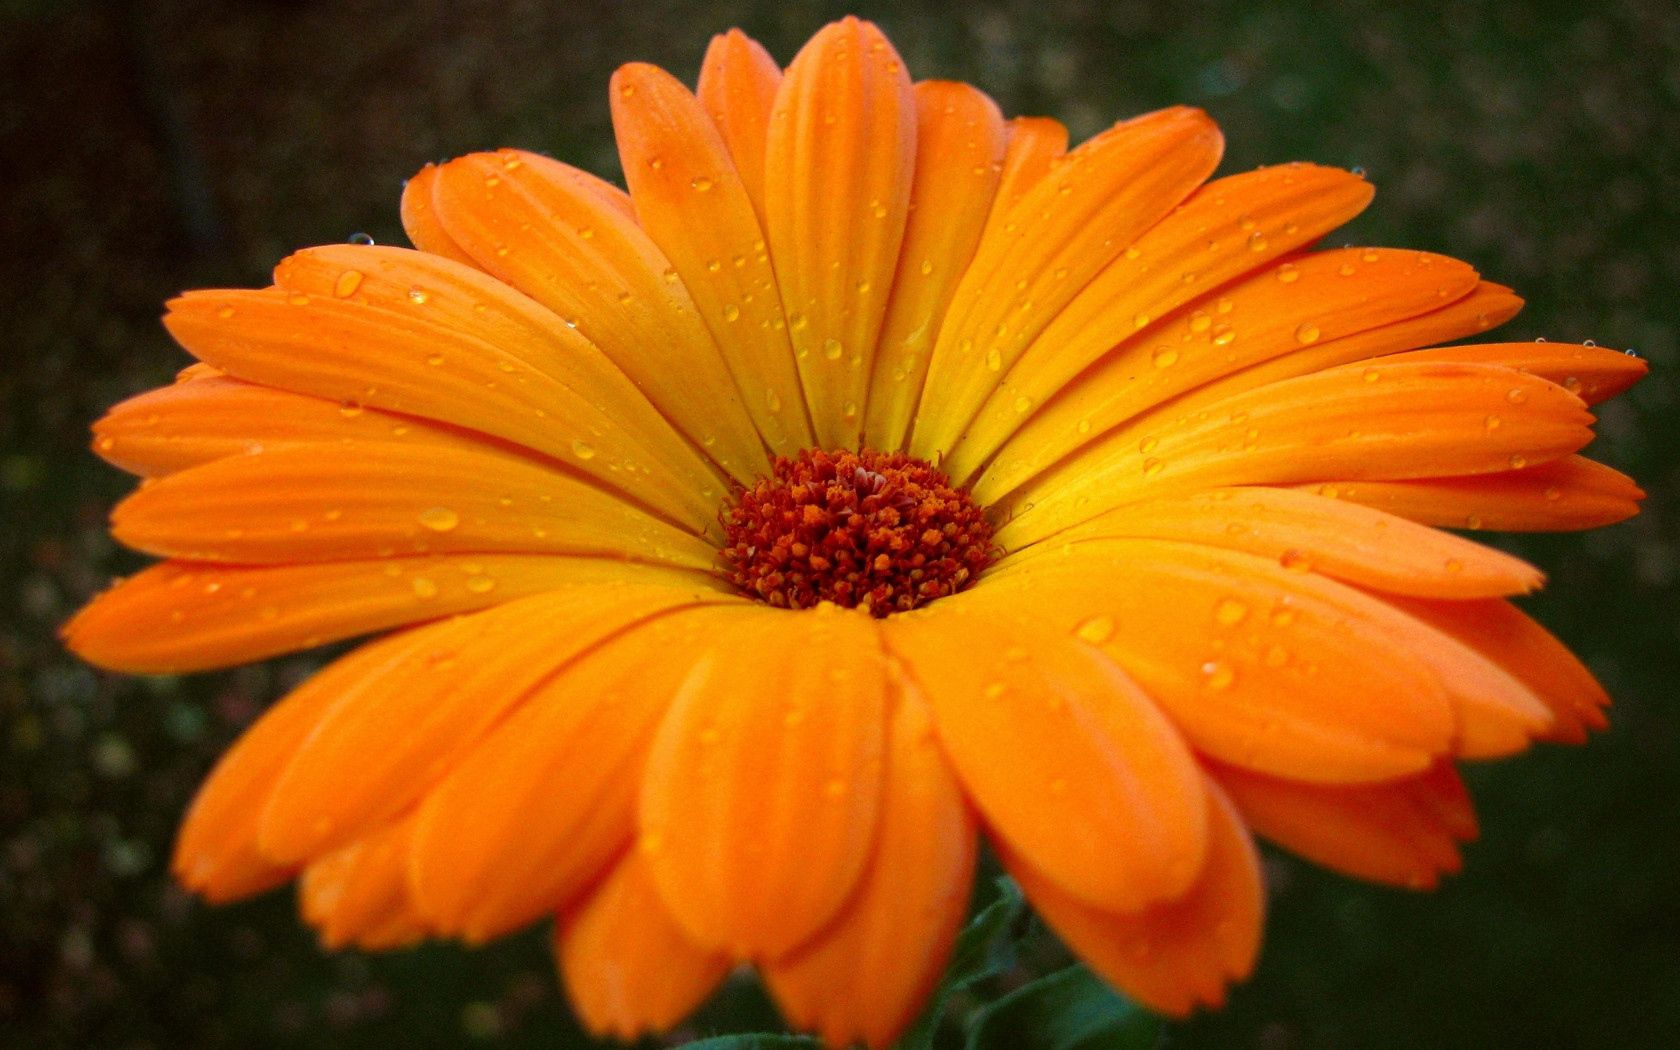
left=720, top=448, right=995, bottom=615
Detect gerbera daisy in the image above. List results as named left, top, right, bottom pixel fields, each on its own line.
left=65, top=15, right=1645, bottom=1048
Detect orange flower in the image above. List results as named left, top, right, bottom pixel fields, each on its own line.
left=65, top=16, right=1644, bottom=1048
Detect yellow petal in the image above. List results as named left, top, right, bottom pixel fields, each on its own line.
left=611, top=60, right=813, bottom=455
left=912, top=106, right=1223, bottom=460
left=696, top=29, right=782, bottom=221
left=764, top=16, right=917, bottom=448
left=947, top=164, right=1373, bottom=481
left=863, top=80, right=1008, bottom=452
left=427, top=149, right=768, bottom=483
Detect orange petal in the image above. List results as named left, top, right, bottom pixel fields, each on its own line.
left=912, top=107, right=1224, bottom=461
left=980, top=248, right=1484, bottom=504
left=298, top=815, right=429, bottom=950
left=1388, top=341, right=1647, bottom=405
left=610, top=60, right=814, bottom=455
left=639, top=604, right=889, bottom=959
left=90, top=375, right=490, bottom=479
left=1061, top=486, right=1542, bottom=599
left=696, top=29, right=782, bottom=221
left=996, top=360, right=1596, bottom=550
left=1211, top=759, right=1475, bottom=888
left=1006, top=777, right=1263, bottom=1017
left=1142, top=280, right=1526, bottom=423
left=110, top=442, right=715, bottom=569
left=863, top=80, right=1007, bottom=452
left=257, top=581, right=736, bottom=866
left=62, top=555, right=687, bottom=674
left=763, top=17, right=917, bottom=448
left=409, top=610, right=721, bottom=942
left=978, top=116, right=1069, bottom=244
left=1304, top=455, right=1644, bottom=532
left=426, top=149, right=767, bottom=483
left=399, top=163, right=477, bottom=266
left=763, top=680, right=979, bottom=1049
left=976, top=539, right=1454, bottom=782
left=949, top=165, right=1374, bottom=482
left=1381, top=596, right=1611, bottom=744
left=884, top=602, right=1207, bottom=913
left=170, top=632, right=420, bottom=901
left=168, top=251, right=724, bottom=537
left=557, top=850, right=730, bottom=1041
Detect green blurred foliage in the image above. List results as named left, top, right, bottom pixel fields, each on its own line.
left=1, top=0, right=1676, bottom=1047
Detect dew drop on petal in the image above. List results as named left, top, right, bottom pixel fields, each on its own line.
left=1201, top=659, right=1236, bottom=690
left=417, top=507, right=460, bottom=532
left=1294, top=322, right=1321, bottom=344
left=1214, top=597, right=1249, bottom=626
left=1074, top=615, right=1115, bottom=644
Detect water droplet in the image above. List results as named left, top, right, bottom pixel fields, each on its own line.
left=1508, top=454, right=1527, bottom=469
left=722, top=303, right=741, bottom=322
left=1189, top=311, right=1213, bottom=334
left=571, top=439, right=597, bottom=460
left=425, top=353, right=445, bottom=366
left=1152, top=346, right=1180, bottom=368
left=765, top=388, right=783, bottom=412
left=1294, top=322, right=1321, bottom=344
left=411, top=577, right=439, bottom=599
left=348, top=232, right=375, bottom=246
left=334, top=270, right=363, bottom=297
left=1074, top=615, right=1115, bottom=644
left=1013, top=395, right=1034, bottom=414
left=1142, top=457, right=1163, bottom=477
left=690, top=175, right=714, bottom=192
left=1247, top=232, right=1269, bottom=252
left=417, top=507, right=460, bottom=532
left=1543, top=486, right=1562, bottom=502
left=1465, top=514, right=1485, bottom=530
left=1276, top=263, right=1300, bottom=283
left=407, top=286, right=429, bottom=305
left=466, top=575, right=496, bottom=594
left=1279, top=549, right=1312, bottom=572
left=986, top=347, right=1003, bottom=371
left=1214, top=597, right=1249, bottom=626
left=1201, top=660, right=1236, bottom=691
left=1363, top=367, right=1381, bottom=383
left=1506, top=387, right=1528, bottom=404
left=823, top=338, right=844, bottom=361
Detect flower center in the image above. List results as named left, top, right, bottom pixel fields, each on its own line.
left=720, top=448, right=996, bottom=616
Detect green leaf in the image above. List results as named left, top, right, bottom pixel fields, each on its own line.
left=674, top=1036, right=822, bottom=1050
left=964, top=965, right=1161, bottom=1050
left=891, top=877, right=1028, bottom=1050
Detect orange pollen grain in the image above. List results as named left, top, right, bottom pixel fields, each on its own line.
left=720, top=448, right=996, bottom=616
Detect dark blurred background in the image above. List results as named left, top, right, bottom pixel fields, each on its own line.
left=2, top=0, right=1677, bottom=1047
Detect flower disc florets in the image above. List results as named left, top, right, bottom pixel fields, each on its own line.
left=720, top=448, right=996, bottom=615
